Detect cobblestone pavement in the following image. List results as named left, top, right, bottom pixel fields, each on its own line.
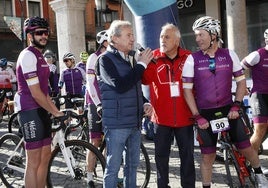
left=1, top=120, right=268, bottom=188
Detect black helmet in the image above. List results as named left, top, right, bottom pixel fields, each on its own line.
left=24, top=16, right=49, bottom=33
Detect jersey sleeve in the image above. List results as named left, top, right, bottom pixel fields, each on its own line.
left=86, top=53, right=101, bottom=105
left=241, top=51, right=260, bottom=69
left=182, top=55, right=195, bottom=89
left=19, top=50, right=39, bottom=86
left=229, top=49, right=245, bottom=82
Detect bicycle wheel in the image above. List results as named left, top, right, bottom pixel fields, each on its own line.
left=224, top=148, right=241, bottom=188
left=0, top=133, right=26, bottom=188
left=138, top=142, right=151, bottom=188
left=116, top=142, right=151, bottom=188
left=8, top=113, right=22, bottom=137
left=47, top=139, right=106, bottom=188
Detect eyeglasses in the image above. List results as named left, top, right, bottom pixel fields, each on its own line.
left=32, top=30, right=49, bottom=36
left=208, top=57, right=216, bottom=74
left=64, top=59, right=71, bottom=63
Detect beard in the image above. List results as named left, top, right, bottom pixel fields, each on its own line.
left=32, top=37, right=48, bottom=49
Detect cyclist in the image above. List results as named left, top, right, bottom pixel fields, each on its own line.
left=15, top=16, right=63, bottom=188
left=85, top=30, right=108, bottom=188
left=43, top=49, right=59, bottom=97
left=0, top=58, right=16, bottom=120
left=58, top=52, right=86, bottom=110
left=240, top=29, right=268, bottom=162
left=182, top=16, right=268, bottom=187
left=76, top=51, right=88, bottom=96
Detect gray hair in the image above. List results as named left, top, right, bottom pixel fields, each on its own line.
left=107, top=20, right=132, bottom=43
left=161, top=23, right=181, bottom=39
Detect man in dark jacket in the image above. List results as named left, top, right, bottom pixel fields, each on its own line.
left=96, top=20, right=153, bottom=188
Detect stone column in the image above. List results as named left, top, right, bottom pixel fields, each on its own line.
left=49, top=0, right=88, bottom=72
left=226, top=0, right=248, bottom=60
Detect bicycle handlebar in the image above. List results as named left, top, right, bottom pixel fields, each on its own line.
left=51, top=110, right=84, bottom=132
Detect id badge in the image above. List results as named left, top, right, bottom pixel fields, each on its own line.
left=210, top=117, right=230, bottom=133
left=170, top=82, right=180, bottom=97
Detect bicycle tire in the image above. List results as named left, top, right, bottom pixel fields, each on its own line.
left=106, top=142, right=151, bottom=188
left=139, top=142, right=151, bottom=188
left=224, top=148, right=255, bottom=188
left=224, top=148, right=242, bottom=188
left=0, top=133, right=25, bottom=188
left=46, top=139, right=106, bottom=188
left=8, top=113, right=22, bottom=137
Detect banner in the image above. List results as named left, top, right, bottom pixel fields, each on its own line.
left=4, top=16, right=23, bottom=40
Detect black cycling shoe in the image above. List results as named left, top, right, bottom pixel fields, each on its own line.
left=88, top=180, right=95, bottom=188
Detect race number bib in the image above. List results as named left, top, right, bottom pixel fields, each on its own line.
left=210, top=117, right=230, bottom=133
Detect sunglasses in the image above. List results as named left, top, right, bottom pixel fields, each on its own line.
left=208, top=57, right=216, bottom=74
left=32, top=30, right=49, bottom=36
left=64, top=59, right=71, bottom=63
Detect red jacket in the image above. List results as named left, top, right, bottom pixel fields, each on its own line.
left=142, top=47, right=193, bottom=127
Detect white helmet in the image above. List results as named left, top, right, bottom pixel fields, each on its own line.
left=192, top=16, right=221, bottom=36
left=63, top=52, right=75, bottom=61
left=96, top=30, right=108, bottom=44
left=264, top=29, right=268, bottom=39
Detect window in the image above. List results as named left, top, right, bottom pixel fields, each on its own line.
left=177, top=0, right=206, bottom=51
left=28, top=1, right=41, bottom=17
left=0, top=0, right=13, bottom=28
left=246, top=0, right=268, bottom=52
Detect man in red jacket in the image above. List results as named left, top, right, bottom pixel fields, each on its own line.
left=142, top=23, right=195, bottom=188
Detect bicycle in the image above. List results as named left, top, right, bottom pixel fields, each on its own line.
left=64, top=109, right=151, bottom=188
left=214, top=111, right=256, bottom=188
left=0, top=89, right=14, bottom=122
left=0, top=110, right=106, bottom=188
left=7, top=95, right=85, bottom=138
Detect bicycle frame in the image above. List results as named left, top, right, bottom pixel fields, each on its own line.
left=5, top=137, right=25, bottom=173
left=218, top=130, right=254, bottom=187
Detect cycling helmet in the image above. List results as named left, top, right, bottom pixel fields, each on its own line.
left=96, top=30, right=108, bottom=44
left=264, top=29, right=268, bottom=39
left=80, top=51, right=89, bottom=62
left=44, top=49, right=56, bottom=59
left=0, top=58, right=7, bottom=68
left=63, top=52, right=75, bottom=61
left=192, top=16, right=221, bottom=36
left=24, top=16, right=49, bottom=33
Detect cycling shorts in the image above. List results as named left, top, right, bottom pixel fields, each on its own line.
left=87, top=104, right=103, bottom=139
left=197, top=105, right=251, bottom=154
left=18, top=108, right=52, bottom=150
left=250, top=93, right=268, bottom=124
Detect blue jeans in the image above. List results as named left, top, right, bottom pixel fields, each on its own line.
left=103, top=127, right=141, bottom=188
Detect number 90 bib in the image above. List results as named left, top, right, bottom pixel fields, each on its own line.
left=210, top=117, right=230, bottom=133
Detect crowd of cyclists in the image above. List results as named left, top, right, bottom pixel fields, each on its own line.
left=1, top=14, right=268, bottom=188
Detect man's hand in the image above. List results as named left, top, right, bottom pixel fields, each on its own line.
left=137, top=48, right=154, bottom=65
left=228, top=101, right=241, bottom=119
left=96, top=104, right=102, bottom=118
left=143, top=103, right=153, bottom=117
left=194, top=114, right=209, bottom=129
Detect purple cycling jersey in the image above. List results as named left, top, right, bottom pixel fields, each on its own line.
left=58, top=67, right=84, bottom=95
left=182, top=48, right=245, bottom=109
left=15, top=46, right=50, bottom=112
left=76, top=61, right=86, bottom=72
left=242, top=47, right=268, bottom=94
